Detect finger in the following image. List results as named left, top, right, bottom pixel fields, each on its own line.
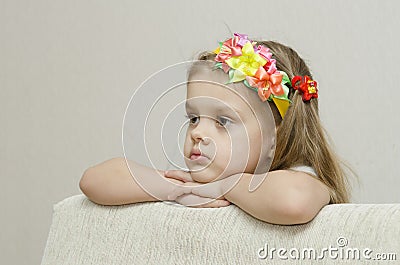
left=174, top=193, right=208, bottom=206
left=193, top=199, right=231, bottom=208
left=190, top=182, right=224, bottom=199
left=195, top=199, right=231, bottom=208
left=166, top=178, right=184, bottom=185
left=191, top=174, right=241, bottom=199
left=164, top=170, right=194, bottom=182
left=175, top=194, right=230, bottom=208
left=167, top=184, right=192, bottom=201
left=182, top=182, right=200, bottom=187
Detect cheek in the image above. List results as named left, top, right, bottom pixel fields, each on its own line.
left=215, top=143, right=231, bottom=165
left=249, top=125, right=263, bottom=157
left=248, top=140, right=262, bottom=167
left=214, top=129, right=249, bottom=174
left=250, top=129, right=262, bottom=152
left=214, top=131, right=234, bottom=156
left=183, top=131, right=192, bottom=157
left=233, top=123, right=263, bottom=169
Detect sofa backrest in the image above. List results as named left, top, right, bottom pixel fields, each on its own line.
left=41, top=195, right=400, bottom=264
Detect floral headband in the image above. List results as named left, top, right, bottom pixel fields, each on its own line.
left=213, top=33, right=318, bottom=119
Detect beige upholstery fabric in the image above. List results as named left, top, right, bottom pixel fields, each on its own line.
left=41, top=195, right=400, bottom=264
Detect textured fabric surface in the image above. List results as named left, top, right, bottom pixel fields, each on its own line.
left=41, top=195, right=400, bottom=265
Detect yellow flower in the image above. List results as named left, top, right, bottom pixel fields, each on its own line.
left=225, top=42, right=267, bottom=80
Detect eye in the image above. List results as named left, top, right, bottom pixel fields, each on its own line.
left=216, top=116, right=232, bottom=127
left=185, top=114, right=199, bottom=125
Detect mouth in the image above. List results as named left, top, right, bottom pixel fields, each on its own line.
left=189, top=149, right=209, bottom=161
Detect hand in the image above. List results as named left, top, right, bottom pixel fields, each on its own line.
left=164, top=170, right=194, bottom=183
left=173, top=181, right=231, bottom=208
left=164, top=170, right=206, bottom=201
left=164, top=170, right=225, bottom=199
left=183, top=172, right=266, bottom=208
left=190, top=173, right=243, bottom=200
left=164, top=170, right=232, bottom=208
left=163, top=170, right=193, bottom=200
left=175, top=193, right=231, bottom=208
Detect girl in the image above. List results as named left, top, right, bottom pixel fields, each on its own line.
left=80, top=33, right=352, bottom=225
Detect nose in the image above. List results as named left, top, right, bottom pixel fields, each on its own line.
left=190, top=117, right=211, bottom=145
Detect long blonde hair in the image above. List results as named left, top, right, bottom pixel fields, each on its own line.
left=191, top=40, right=355, bottom=203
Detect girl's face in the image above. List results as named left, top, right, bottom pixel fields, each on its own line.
left=183, top=67, right=276, bottom=183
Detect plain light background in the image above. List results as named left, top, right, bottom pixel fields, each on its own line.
left=1, top=0, right=399, bottom=264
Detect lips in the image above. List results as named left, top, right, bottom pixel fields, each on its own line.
left=190, top=148, right=208, bottom=160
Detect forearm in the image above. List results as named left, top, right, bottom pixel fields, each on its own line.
left=224, top=174, right=277, bottom=223
left=224, top=171, right=312, bottom=225
left=84, top=174, right=159, bottom=206
left=80, top=158, right=166, bottom=205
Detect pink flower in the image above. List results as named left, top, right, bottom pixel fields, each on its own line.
left=215, top=37, right=242, bottom=63
left=246, top=67, right=285, bottom=101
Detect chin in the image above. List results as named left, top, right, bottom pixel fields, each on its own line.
left=189, top=171, right=213, bottom=183
left=189, top=169, right=225, bottom=183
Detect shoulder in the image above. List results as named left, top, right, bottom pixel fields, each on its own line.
left=289, top=166, right=334, bottom=204
left=268, top=169, right=329, bottom=197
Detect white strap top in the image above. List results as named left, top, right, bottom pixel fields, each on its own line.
left=289, top=165, right=317, bottom=176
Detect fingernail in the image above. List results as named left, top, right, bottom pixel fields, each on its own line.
left=164, top=171, right=168, bottom=175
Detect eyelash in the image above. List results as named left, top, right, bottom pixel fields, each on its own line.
left=184, top=114, right=232, bottom=127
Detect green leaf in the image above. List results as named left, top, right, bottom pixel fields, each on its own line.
left=281, top=71, right=290, bottom=85
left=228, top=69, right=235, bottom=83
left=244, top=80, right=257, bottom=92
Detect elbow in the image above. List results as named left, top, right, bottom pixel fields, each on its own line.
left=79, top=168, right=93, bottom=195
left=79, top=167, right=102, bottom=204
left=79, top=165, right=122, bottom=206
left=279, top=200, right=316, bottom=225
left=269, top=192, right=321, bottom=225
